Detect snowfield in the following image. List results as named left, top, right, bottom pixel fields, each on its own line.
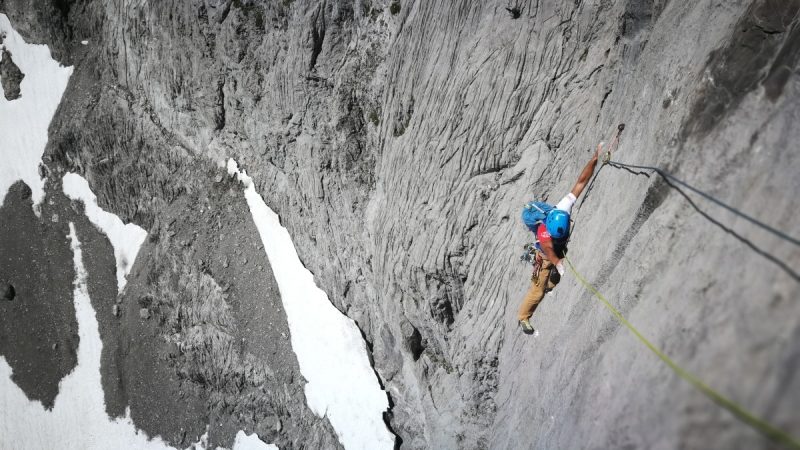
left=62, top=172, right=147, bottom=291
left=227, top=159, right=395, bottom=450
left=0, top=13, right=72, bottom=210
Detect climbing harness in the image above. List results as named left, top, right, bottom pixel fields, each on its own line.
left=519, top=242, right=537, bottom=265
left=565, top=256, right=800, bottom=449
left=532, top=251, right=543, bottom=281
left=519, top=245, right=544, bottom=281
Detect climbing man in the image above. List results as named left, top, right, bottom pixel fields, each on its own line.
left=517, top=142, right=604, bottom=334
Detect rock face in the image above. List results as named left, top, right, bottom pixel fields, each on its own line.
left=1, top=283, right=14, bottom=301
left=0, top=48, right=25, bottom=100
left=1, top=0, right=799, bottom=449
left=0, top=181, right=77, bottom=409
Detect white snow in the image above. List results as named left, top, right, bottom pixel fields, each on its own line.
left=0, top=223, right=276, bottom=450
left=62, top=172, right=147, bottom=291
left=233, top=431, right=278, bottom=450
left=226, top=159, right=395, bottom=450
left=0, top=14, right=73, bottom=210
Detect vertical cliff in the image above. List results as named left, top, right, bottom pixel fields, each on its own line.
left=1, top=0, right=798, bottom=448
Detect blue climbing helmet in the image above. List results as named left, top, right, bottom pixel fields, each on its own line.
left=545, top=209, right=570, bottom=240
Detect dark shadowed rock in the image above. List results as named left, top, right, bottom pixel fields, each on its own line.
left=0, top=48, right=24, bottom=100
left=0, top=181, right=77, bottom=409
left=1, top=282, right=15, bottom=301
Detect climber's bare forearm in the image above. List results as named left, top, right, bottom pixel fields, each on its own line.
left=570, top=143, right=603, bottom=199
left=540, top=240, right=561, bottom=265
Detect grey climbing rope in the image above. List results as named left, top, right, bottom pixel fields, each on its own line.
left=606, top=160, right=800, bottom=247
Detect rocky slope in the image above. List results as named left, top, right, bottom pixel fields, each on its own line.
left=1, top=0, right=799, bottom=448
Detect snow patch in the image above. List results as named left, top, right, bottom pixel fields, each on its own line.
left=62, top=172, right=147, bottom=291
left=0, top=223, right=175, bottom=449
left=226, top=159, right=395, bottom=450
left=0, top=223, right=276, bottom=450
left=233, top=431, right=278, bottom=450
left=0, top=14, right=72, bottom=210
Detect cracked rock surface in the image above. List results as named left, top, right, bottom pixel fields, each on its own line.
left=0, top=47, right=24, bottom=100
left=1, top=0, right=799, bottom=449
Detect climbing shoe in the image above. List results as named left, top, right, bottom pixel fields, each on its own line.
left=519, top=319, right=535, bottom=335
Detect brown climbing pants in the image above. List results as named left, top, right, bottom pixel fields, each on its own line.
left=517, top=253, right=559, bottom=321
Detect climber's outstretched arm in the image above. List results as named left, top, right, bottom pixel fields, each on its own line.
left=570, top=143, right=603, bottom=199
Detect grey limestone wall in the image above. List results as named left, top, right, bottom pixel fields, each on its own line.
left=1, top=0, right=798, bottom=448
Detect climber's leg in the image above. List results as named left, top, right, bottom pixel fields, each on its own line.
left=518, top=258, right=553, bottom=322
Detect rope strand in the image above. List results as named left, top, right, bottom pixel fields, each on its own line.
left=605, top=160, right=800, bottom=282
left=558, top=130, right=799, bottom=446
left=565, top=256, right=800, bottom=450
left=607, top=160, right=800, bottom=247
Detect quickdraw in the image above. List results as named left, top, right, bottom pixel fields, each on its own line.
left=601, top=123, right=625, bottom=164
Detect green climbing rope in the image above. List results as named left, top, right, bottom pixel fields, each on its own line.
left=564, top=256, right=800, bottom=449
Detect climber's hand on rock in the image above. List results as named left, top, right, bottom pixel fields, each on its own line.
left=593, top=142, right=604, bottom=160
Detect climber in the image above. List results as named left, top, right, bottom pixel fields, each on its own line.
left=517, top=142, right=604, bottom=335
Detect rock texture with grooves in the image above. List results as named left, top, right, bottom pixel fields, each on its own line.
left=1, top=0, right=799, bottom=449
